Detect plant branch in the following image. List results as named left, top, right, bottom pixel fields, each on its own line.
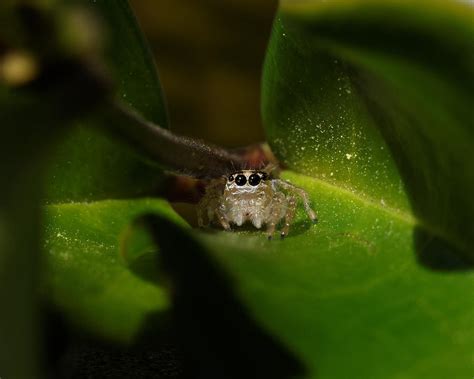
left=99, top=101, right=250, bottom=179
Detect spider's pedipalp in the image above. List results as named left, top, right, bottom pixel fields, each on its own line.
left=215, top=207, right=231, bottom=230
left=251, top=210, right=265, bottom=229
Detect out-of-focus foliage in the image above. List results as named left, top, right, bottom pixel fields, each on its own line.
left=43, top=198, right=186, bottom=342
left=0, top=1, right=176, bottom=377
left=0, top=1, right=113, bottom=376
left=44, top=0, right=169, bottom=202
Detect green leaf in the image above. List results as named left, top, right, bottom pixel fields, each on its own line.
left=42, top=198, right=186, bottom=342
left=35, top=0, right=189, bottom=347
left=91, top=0, right=168, bottom=125
left=262, top=0, right=474, bottom=259
left=198, top=171, right=474, bottom=378
left=44, top=0, right=169, bottom=202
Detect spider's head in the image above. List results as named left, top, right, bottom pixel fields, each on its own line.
left=226, top=170, right=269, bottom=189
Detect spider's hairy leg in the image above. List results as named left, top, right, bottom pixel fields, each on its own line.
left=197, top=196, right=210, bottom=227
left=265, top=211, right=279, bottom=239
left=197, top=178, right=225, bottom=228
left=215, top=206, right=231, bottom=230
left=274, top=179, right=318, bottom=223
left=280, top=196, right=297, bottom=238
left=266, top=192, right=286, bottom=239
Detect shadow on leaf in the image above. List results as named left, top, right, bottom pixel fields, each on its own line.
left=127, top=251, right=163, bottom=286
left=414, top=227, right=473, bottom=271
left=130, top=214, right=306, bottom=379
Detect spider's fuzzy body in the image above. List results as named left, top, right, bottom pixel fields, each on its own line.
left=197, top=169, right=317, bottom=239
left=223, top=170, right=274, bottom=229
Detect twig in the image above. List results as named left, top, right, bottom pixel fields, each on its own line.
left=99, top=101, right=249, bottom=179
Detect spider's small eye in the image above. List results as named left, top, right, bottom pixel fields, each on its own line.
left=235, top=174, right=247, bottom=186
left=228, top=175, right=234, bottom=182
left=260, top=172, right=268, bottom=181
left=249, top=173, right=261, bottom=186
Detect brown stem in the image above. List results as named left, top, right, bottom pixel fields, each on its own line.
left=99, top=101, right=250, bottom=179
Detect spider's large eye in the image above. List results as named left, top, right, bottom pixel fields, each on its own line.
left=248, top=173, right=261, bottom=186
left=235, top=174, right=247, bottom=186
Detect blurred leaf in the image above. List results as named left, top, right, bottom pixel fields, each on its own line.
left=44, top=0, right=169, bottom=202
left=0, top=2, right=113, bottom=373
left=91, top=0, right=168, bottom=125
left=0, top=95, right=61, bottom=379
left=42, top=198, right=186, bottom=342
left=0, top=48, right=110, bottom=379
left=0, top=0, right=174, bottom=375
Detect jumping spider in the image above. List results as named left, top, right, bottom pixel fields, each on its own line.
left=197, top=168, right=317, bottom=239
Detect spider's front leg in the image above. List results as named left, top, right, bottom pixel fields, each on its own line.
left=266, top=192, right=286, bottom=239
left=274, top=179, right=318, bottom=223
left=280, top=196, right=297, bottom=238
left=197, top=178, right=226, bottom=228
left=197, top=195, right=210, bottom=228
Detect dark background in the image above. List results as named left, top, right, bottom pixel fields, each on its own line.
left=129, top=0, right=277, bottom=147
